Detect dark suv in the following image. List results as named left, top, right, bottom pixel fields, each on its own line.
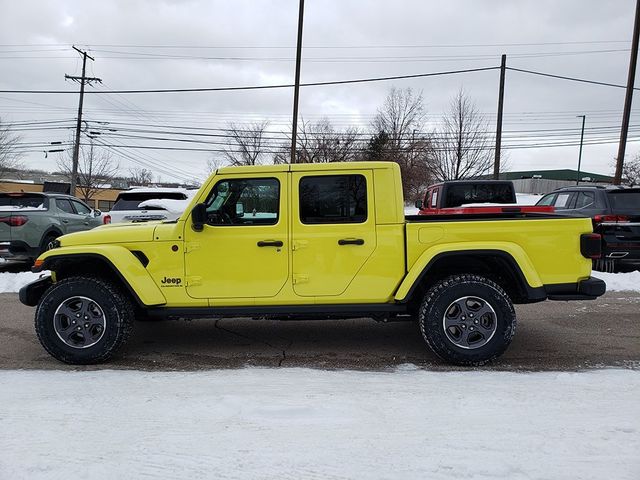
left=536, top=185, right=640, bottom=272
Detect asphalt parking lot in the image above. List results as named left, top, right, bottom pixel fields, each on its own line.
left=1, top=290, right=638, bottom=371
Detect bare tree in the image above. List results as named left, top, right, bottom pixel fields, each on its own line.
left=128, top=167, right=154, bottom=186
left=296, top=118, right=360, bottom=163
left=622, top=155, right=640, bottom=185
left=432, top=89, right=494, bottom=181
left=206, top=156, right=223, bottom=174
left=0, top=118, right=24, bottom=179
left=57, top=139, right=119, bottom=202
left=223, top=121, right=270, bottom=166
left=272, top=118, right=360, bottom=164
left=369, top=87, right=435, bottom=199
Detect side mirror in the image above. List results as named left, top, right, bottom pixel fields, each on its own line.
left=191, top=203, right=207, bottom=232
left=94, top=209, right=102, bottom=217
left=414, top=199, right=423, bottom=209
left=236, top=203, right=244, bottom=217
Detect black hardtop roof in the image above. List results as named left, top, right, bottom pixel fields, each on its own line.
left=429, top=180, right=514, bottom=188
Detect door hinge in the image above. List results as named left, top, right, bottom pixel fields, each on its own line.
left=186, top=276, right=202, bottom=286
left=293, top=274, right=309, bottom=284
left=185, top=242, right=200, bottom=253
left=292, top=240, right=308, bottom=251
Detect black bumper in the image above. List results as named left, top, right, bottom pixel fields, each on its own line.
left=545, top=277, right=607, bottom=301
left=18, top=275, right=53, bottom=307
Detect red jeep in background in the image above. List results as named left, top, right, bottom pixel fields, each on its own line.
left=415, top=180, right=554, bottom=215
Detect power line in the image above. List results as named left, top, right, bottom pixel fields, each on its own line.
left=0, top=40, right=631, bottom=49
left=506, top=66, right=640, bottom=91
left=0, top=66, right=499, bottom=94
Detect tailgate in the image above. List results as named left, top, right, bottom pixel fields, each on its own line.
left=0, top=193, right=48, bottom=245
left=0, top=211, right=10, bottom=241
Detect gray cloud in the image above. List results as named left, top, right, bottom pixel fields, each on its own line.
left=1, top=0, right=637, bottom=181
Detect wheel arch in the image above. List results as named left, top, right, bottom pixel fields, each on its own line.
left=396, top=249, right=547, bottom=307
left=35, top=248, right=166, bottom=307
left=38, top=227, right=64, bottom=248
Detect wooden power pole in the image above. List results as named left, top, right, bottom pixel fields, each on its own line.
left=290, top=0, right=305, bottom=164
left=493, top=54, right=506, bottom=180
left=614, top=0, right=640, bottom=185
left=65, top=46, right=101, bottom=196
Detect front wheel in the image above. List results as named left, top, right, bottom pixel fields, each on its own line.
left=35, top=276, right=134, bottom=364
left=419, top=274, right=516, bottom=366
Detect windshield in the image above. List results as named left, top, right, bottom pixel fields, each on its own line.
left=0, top=193, right=48, bottom=211
left=607, top=190, right=640, bottom=213
left=111, top=192, right=187, bottom=211
left=445, top=183, right=515, bottom=207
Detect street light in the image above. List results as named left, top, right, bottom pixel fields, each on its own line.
left=576, top=115, right=586, bottom=185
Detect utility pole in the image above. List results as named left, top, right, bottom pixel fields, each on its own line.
left=614, top=0, right=640, bottom=185
left=576, top=115, right=586, bottom=185
left=290, top=0, right=305, bottom=164
left=65, top=46, right=101, bottom=196
left=493, top=54, right=506, bottom=180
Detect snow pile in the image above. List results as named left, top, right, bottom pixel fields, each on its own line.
left=0, top=368, right=638, bottom=479
left=516, top=193, right=543, bottom=205
left=0, top=271, right=47, bottom=293
left=137, top=190, right=198, bottom=214
left=593, top=270, right=640, bottom=292
left=0, top=204, right=47, bottom=211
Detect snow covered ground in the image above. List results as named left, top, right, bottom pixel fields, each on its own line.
left=0, top=368, right=637, bottom=480
left=592, top=270, right=640, bottom=291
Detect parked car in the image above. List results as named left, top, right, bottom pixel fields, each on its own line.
left=0, top=192, right=102, bottom=263
left=536, top=185, right=640, bottom=272
left=415, top=180, right=554, bottom=215
left=104, top=188, right=192, bottom=224
left=21, top=161, right=604, bottom=366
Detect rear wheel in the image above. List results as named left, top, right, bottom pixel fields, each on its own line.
left=35, top=276, right=134, bottom=364
left=419, top=274, right=516, bottom=366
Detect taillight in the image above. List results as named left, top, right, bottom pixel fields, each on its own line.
left=103, top=214, right=111, bottom=225
left=581, top=233, right=602, bottom=259
left=594, top=214, right=630, bottom=224
left=0, top=215, right=29, bottom=227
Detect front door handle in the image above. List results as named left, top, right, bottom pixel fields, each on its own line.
left=257, top=240, right=284, bottom=247
left=338, top=238, right=365, bottom=246
left=61, top=219, right=69, bottom=224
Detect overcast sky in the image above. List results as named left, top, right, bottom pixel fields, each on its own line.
left=1, top=0, right=638, bottom=183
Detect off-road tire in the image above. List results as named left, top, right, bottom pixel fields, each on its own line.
left=419, top=274, right=516, bottom=366
left=35, top=276, right=134, bottom=364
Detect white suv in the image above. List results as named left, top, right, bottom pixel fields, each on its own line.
left=105, top=188, right=193, bottom=224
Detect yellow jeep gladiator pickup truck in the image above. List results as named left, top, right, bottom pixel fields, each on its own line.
left=20, top=161, right=606, bottom=366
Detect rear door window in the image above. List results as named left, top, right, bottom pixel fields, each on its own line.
left=299, top=174, right=367, bottom=224
left=574, top=191, right=595, bottom=209
left=55, top=198, right=75, bottom=214
left=607, top=191, right=640, bottom=212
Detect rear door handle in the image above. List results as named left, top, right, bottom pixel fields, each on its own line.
left=257, top=240, right=284, bottom=247
left=61, top=219, right=69, bottom=224
left=338, top=238, right=365, bottom=246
